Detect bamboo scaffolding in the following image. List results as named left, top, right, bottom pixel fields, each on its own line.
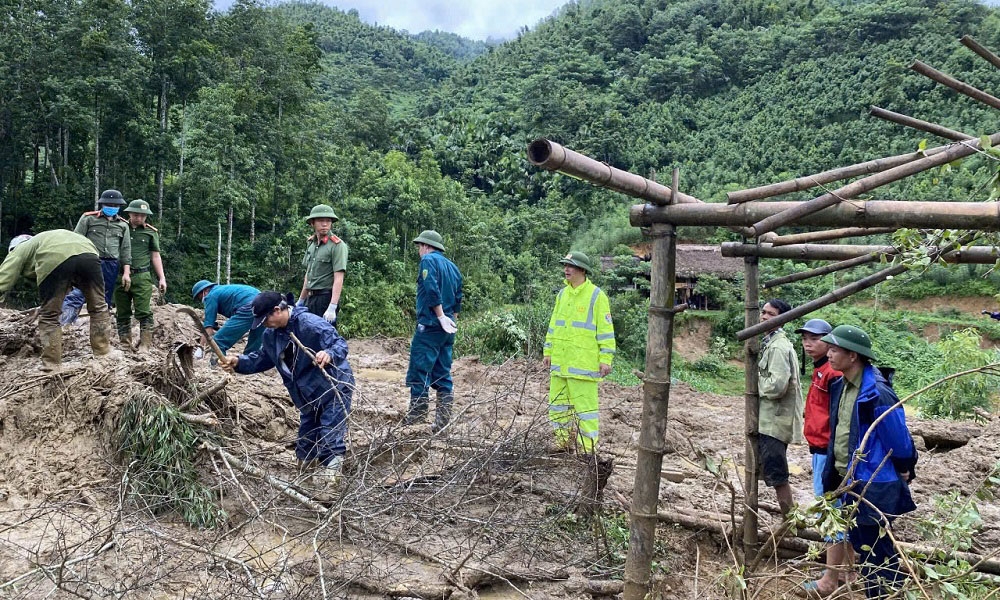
left=869, top=106, right=972, bottom=141
left=762, top=227, right=897, bottom=246
left=744, top=132, right=1000, bottom=237
left=726, top=145, right=951, bottom=204
left=623, top=223, right=678, bottom=600
left=961, top=35, right=1000, bottom=70
left=763, top=253, right=884, bottom=289
left=527, top=139, right=701, bottom=205
left=721, top=242, right=1000, bottom=264
left=910, top=60, right=1000, bottom=112
left=632, top=200, right=1000, bottom=230
left=743, top=251, right=761, bottom=560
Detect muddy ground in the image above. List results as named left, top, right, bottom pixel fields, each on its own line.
left=0, top=305, right=997, bottom=599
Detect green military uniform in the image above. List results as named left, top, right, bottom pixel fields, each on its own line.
left=302, top=232, right=347, bottom=316
left=75, top=212, right=131, bottom=264
left=114, top=200, right=160, bottom=342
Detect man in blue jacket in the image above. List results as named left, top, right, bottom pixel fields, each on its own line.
left=822, top=325, right=917, bottom=599
left=403, top=230, right=463, bottom=433
left=220, top=291, right=354, bottom=496
left=191, top=280, right=263, bottom=354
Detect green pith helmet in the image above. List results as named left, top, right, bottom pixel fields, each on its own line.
left=191, top=280, right=217, bottom=299
left=821, top=324, right=877, bottom=361
left=559, top=250, right=592, bottom=274
left=98, top=189, right=126, bottom=206
left=124, top=199, right=153, bottom=216
left=412, top=230, right=445, bottom=251
left=305, top=204, right=339, bottom=223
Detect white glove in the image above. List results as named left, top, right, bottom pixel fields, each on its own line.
left=296, top=299, right=306, bottom=308
left=437, top=315, right=457, bottom=334
left=323, top=303, right=338, bottom=323
left=193, top=347, right=205, bottom=359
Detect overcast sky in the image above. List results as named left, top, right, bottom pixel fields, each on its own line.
left=217, top=0, right=568, bottom=40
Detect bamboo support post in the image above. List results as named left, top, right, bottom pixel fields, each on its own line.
left=744, top=132, right=1000, bottom=237
left=869, top=106, right=972, bottom=141
left=763, top=252, right=886, bottom=289
left=726, top=145, right=951, bottom=204
left=961, top=35, right=1000, bottom=70
left=762, top=227, right=897, bottom=246
left=527, top=139, right=701, bottom=205
left=910, top=60, right=1000, bottom=111
left=623, top=222, right=678, bottom=600
left=631, top=200, right=1000, bottom=230
left=736, top=263, right=908, bottom=341
left=722, top=242, right=1000, bottom=264
left=742, top=251, right=761, bottom=561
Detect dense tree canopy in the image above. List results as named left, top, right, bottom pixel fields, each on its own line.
left=2, top=0, right=999, bottom=339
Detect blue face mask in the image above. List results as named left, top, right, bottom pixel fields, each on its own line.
left=101, top=206, right=119, bottom=218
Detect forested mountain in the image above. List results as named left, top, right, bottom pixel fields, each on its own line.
left=2, top=0, right=999, bottom=343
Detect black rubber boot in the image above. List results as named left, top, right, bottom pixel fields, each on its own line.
left=432, top=392, right=453, bottom=433
left=402, top=396, right=429, bottom=425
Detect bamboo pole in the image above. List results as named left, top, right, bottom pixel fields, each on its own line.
left=763, top=227, right=897, bottom=246
left=910, top=60, right=1000, bottom=112
left=722, top=242, right=1000, bottom=264
left=744, top=132, right=1000, bottom=237
left=623, top=223, right=678, bottom=600
left=961, top=35, right=1000, bottom=71
left=726, top=145, right=951, bottom=204
left=742, top=251, right=761, bottom=561
left=631, top=200, right=1000, bottom=230
left=527, top=139, right=701, bottom=205
left=869, top=106, right=972, bottom=141
left=763, top=253, right=884, bottom=289
left=736, top=263, right=908, bottom=341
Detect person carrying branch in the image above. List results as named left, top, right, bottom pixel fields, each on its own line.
left=298, top=204, right=348, bottom=325
left=757, top=299, right=804, bottom=515
left=543, top=251, right=615, bottom=453
left=821, top=325, right=917, bottom=599
left=114, top=200, right=167, bottom=351
left=219, top=291, right=354, bottom=496
left=0, top=231, right=113, bottom=370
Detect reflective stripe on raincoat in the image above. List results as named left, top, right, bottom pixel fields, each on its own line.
left=543, top=279, right=615, bottom=381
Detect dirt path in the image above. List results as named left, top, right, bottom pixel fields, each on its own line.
left=0, top=304, right=997, bottom=598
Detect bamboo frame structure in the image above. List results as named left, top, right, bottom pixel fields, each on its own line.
left=869, top=106, right=972, bottom=141
left=722, top=242, right=1000, bottom=263
left=762, top=226, right=896, bottom=246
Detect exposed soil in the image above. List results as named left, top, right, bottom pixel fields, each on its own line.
left=0, top=304, right=997, bottom=599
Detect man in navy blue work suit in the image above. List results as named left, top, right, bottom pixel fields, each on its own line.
left=402, top=230, right=463, bottom=433
left=220, top=291, right=354, bottom=497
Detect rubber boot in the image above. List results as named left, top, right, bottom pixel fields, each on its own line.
left=137, top=327, right=153, bottom=352
left=432, top=392, right=454, bottom=433
left=119, top=332, right=133, bottom=351
left=89, top=310, right=113, bottom=357
left=311, top=455, right=343, bottom=501
left=402, top=396, right=429, bottom=425
left=38, top=320, right=62, bottom=372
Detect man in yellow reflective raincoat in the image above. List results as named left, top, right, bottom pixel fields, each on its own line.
left=542, top=251, right=615, bottom=453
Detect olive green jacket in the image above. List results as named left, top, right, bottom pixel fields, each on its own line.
left=0, top=230, right=98, bottom=291
left=75, top=212, right=131, bottom=264
left=757, top=328, right=804, bottom=444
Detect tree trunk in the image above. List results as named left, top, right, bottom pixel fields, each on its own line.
left=216, top=222, right=222, bottom=283
left=250, top=199, right=255, bottom=243
left=177, top=101, right=186, bottom=238
left=157, top=75, right=168, bottom=221
left=93, top=114, right=101, bottom=208
left=226, top=203, right=233, bottom=284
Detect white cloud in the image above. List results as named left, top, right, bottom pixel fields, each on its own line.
left=219, top=0, right=568, bottom=40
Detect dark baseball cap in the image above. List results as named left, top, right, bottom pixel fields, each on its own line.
left=251, top=291, right=293, bottom=329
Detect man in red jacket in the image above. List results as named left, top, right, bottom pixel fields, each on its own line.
left=796, top=318, right=854, bottom=596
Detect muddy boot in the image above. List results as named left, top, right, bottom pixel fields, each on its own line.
left=137, top=327, right=153, bottom=352
left=311, top=455, right=343, bottom=501
left=89, top=310, right=112, bottom=357
left=402, top=396, right=429, bottom=425
left=119, top=332, right=133, bottom=351
left=431, top=392, right=453, bottom=433
left=38, top=322, right=63, bottom=371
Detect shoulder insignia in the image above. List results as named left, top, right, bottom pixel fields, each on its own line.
left=117, top=216, right=129, bottom=223
left=604, top=313, right=613, bottom=324
left=145, top=224, right=158, bottom=232
left=329, top=234, right=341, bottom=244
left=422, top=269, right=429, bottom=280
left=83, top=211, right=100, bottom=216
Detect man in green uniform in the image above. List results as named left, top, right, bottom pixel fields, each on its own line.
left=297, top=204, right=347, bottom=324
left=60, top=189, right=132, bottom=325
left=114, top=199, right=167, bottom=351
left=0, top=231, right=112, bottom=369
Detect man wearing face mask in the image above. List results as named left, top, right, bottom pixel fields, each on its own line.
left=60, top=189, right=132, bottom=326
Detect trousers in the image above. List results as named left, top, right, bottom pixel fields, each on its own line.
left=548, top=376, right=599, bottom=452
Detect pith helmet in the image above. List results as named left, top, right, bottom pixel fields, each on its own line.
left=412, top=230, right=445, bottom=251
left=821, top=325, right=877, bottom=361
left=559, top=250, right=592, bottom=274
left=98, top=189, right=126, bottom=206
left=191, top=280, right=217, bottom=299
left=124, top=199, right=153, bottom=216
left=305, top=204, right=339, bottom=223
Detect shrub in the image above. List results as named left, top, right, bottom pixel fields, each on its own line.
left=916, top=328, right=1000, bottom=420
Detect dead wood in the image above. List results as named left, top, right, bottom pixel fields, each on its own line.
left=961, top=35, right=1000, bottom=70
left=869, top=106, right=972, bottom=141
left=762, top=227, right=897, bottom=246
